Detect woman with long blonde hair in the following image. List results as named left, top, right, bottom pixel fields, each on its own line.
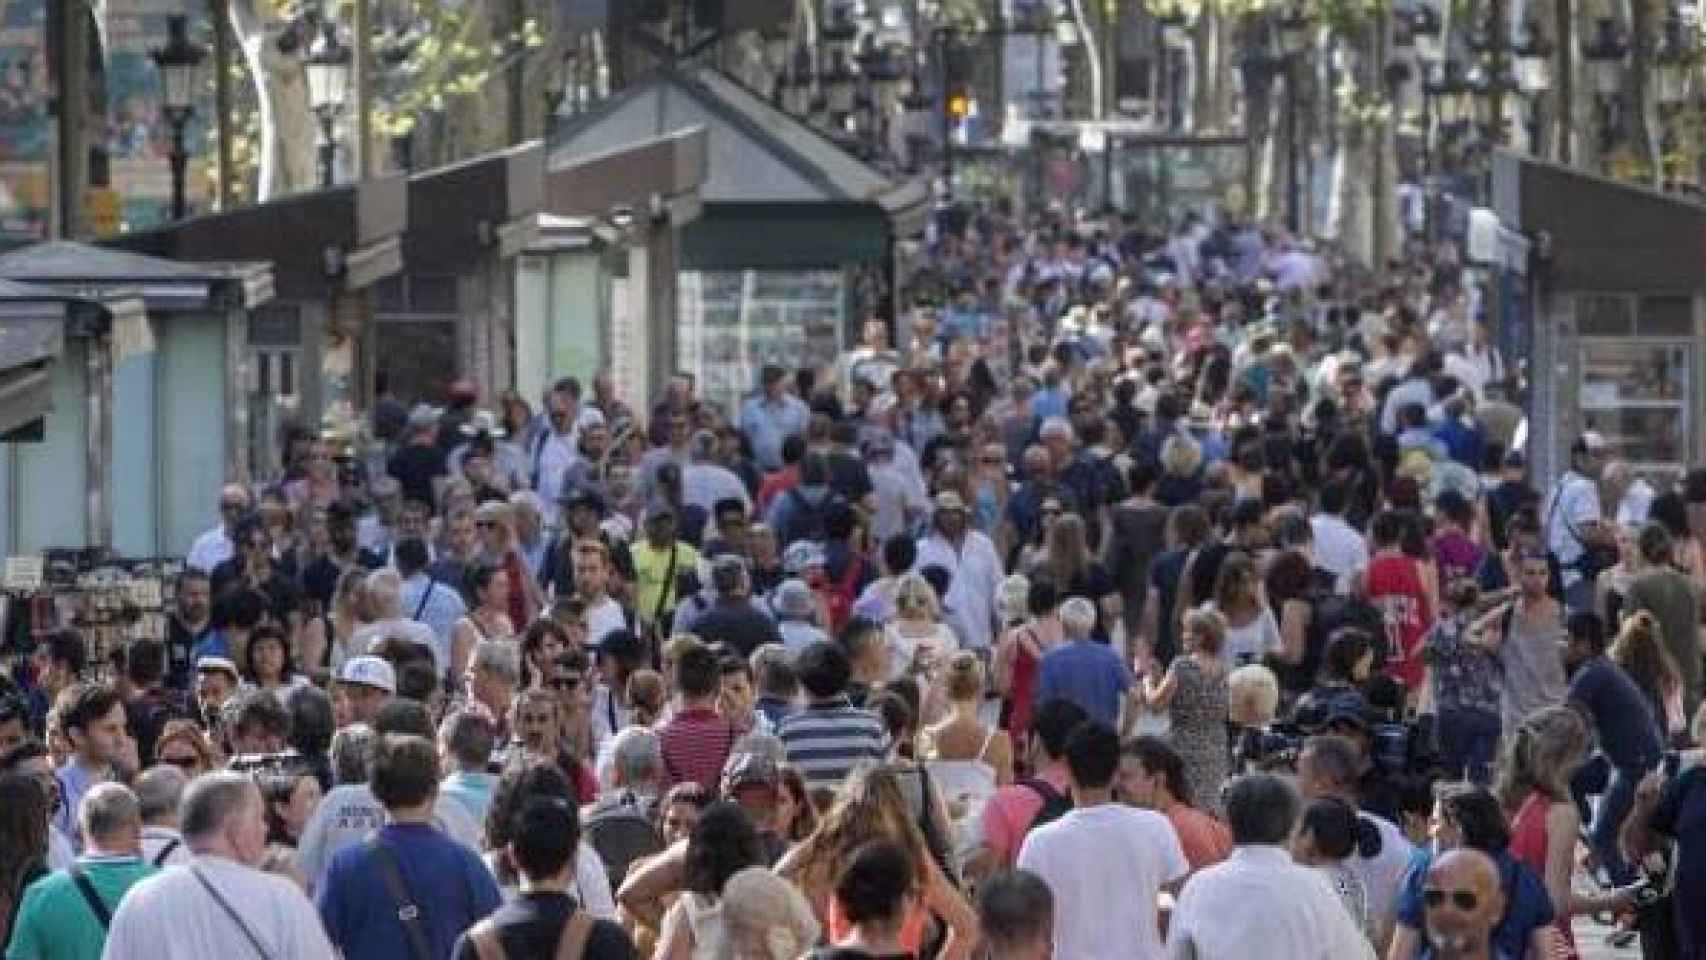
left=775, top=764, right=978, bottom=960
left=1037, top=512, right=1119, bottom=640
left=1202, top=551, right=1281, bottom=668
left=1499, top=706, right=1638, bottom=952
left=885, top=573, right=957, bottom=686
left=1609, top=610, right=1684, bottom=737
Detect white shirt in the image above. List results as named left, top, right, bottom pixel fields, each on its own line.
left=294, top=783, right=483, bottom=890
left=1167, top=845, right=1375, bottom=960
left=102, top=855, right=336, bottom=960
left=1311, top=513, right=1370, bottom=591
left=140, top=825, right=191, bottom=866
left=584, top=595, right=629, bottom=650
left=682, top=462, right=751, bottom=518
left=530, top=428, right=583, bottom=521
left=1543, top=471, right=1601, bottom=587
left=915, top=530, right=1002, bottom=650
left=186, top=526, right=233, bottom=574
left=354, top=617, right=445, bottom=675
left=1017, top=803, right=1188, bottom=960
left=1346, top=812, right=1413, bottom=949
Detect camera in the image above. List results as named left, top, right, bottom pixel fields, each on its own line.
left=1238, top=722, right=1306, bottom=772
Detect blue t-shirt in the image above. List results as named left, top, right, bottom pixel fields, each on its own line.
left=1568, top=656, right=1663, bottom=769
left=191, top=630, right=232, bottom=664
left=1395, top=849, right=1554, bottom=959
left=316, top=822, right=501, bottom=960
left=1034, top=639, right=1130, bottom=727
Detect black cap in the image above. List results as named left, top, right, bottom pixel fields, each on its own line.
left=559, top=487, right=606, bottom=514
left=596, top=628, right=644, bottom=660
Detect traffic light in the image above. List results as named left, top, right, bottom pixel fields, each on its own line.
left=946, top=87, right=971, bottom=121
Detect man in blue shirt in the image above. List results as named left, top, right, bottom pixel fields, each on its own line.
left=1563, top=611, right=1663, bottom=888
left=1034, top=597, right=1131, bottom=727
left=738, top=365, right=810, bottom=473
left=317, top=733, right=500, bottom=960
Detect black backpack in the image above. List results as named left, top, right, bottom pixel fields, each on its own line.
left=582, top=792, right=661, bottom=888
left=1020, top=778, right=1073, bottom=830
left=1310, top=592, right=1392, bottom=672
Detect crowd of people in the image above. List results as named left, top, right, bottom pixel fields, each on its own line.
left=3, top=200, right=1706, bottom=960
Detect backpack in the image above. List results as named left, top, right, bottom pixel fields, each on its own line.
left=1020, top=778, right=1073, bottom=831
left=1310, top=592, right=1392, bottom=673
left=582, top=792, right=662, bottom=888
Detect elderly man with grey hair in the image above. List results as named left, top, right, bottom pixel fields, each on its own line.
left=352, top=567, right=442, bottom=673
left=584, top=726, right=666, bottom=888
left=136, top=764, right=192, bottom=866
left=508, top=489, right=551, bottom=578
left=683, top=428, right=751, bottom=519
left=359, top=474, right=403, bottom=556
left=1034, top=596, right=1134, bottom=729
left=329, top=722, right=376, bottom=786
left=105, top=772, right=335, bottom=958
left=7, top=782, right=155, bottom=958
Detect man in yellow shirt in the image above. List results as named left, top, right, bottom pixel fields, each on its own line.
left=630, top=502, right=700, bottom=635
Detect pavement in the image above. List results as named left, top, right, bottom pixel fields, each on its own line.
left=1572, top=916, right=1643, bottom=959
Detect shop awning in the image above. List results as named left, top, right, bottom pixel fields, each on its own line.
left=0, top=242, right=271, bottom=312
left=406, top=142, right=546, bottom=272
left=0, top=280, right=67, bottom=438
left=549, top=64, right=929, bottom=240
left=110, top=177, right=403, bottom=300
left=547, top=126, right=708, bottom=227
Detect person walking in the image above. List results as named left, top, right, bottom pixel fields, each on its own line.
left=4, top=783, right=155, bottom=960
left=103, top=772, right=336, bottom=959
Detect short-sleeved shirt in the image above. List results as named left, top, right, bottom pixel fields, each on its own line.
left=1167, top=804, right=1234, bottom=873
left=6, top=856, right=156, bottom=960
left=1568, top=656, right=1663, bottom=769
left=1017, top=804, right=1187, bottom=959
left=776, top=697, right=889, bottom=790
left=1394, top=849, right=1555, bottom=959
left=1034, top=640, right=1131, bottom=727
left=630, top=540, right=700, bottom=626
left=656, top=707, right=741, bottom=793
left=977, top=766, right=1070, bottom=867
left=316, top=823, right=502, bottom=960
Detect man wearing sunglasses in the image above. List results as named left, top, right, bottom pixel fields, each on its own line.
left=1420, top=848, right=1506, bottom=960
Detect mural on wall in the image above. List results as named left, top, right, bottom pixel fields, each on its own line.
left=0, top=0, right=50, bottom=242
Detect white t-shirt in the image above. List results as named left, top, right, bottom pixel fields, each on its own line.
left=584, top=596, right=629, bottom=650
left=1346, top=812, right=1414, bottom=948
left=103, top=855, right=336, bottom=960
left=1017, top=803, right=1188, bottom=959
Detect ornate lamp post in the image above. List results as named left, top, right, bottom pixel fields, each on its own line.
left=304, top=19, right=352, bottom=188
left=1580, top=17, right=1629, bottom=155
left=1513, top=23, right=1553, bottom=151
left=149, top=15, right=206, bottom=220
left=1277, top=6, right=1311, bottom=233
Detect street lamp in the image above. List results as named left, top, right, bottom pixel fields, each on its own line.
left=783, top=44, right=814, bottom=117
left=1580, top=17, right=1628, bottom=152
left=1655, top=15, right=1692, bottom=112
left=1276, top=7, right=1310, bottom=234
left=1410, top=4, right=1444, bottom=67
left=149, top=14, right=205, bottom=220
left=1513, top=22, right=1553, bottom=96
left=304, top=19, right=351, bottom=188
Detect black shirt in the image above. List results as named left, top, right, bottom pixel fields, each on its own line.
left=692, top=600, right=784, bottom=658
left=164, top=615, right=212, bottom=689
left=388, top=442, right=449, bottom=506
left=302, top=549, right=384, bottom=612
left=450, top=892, right=635, bottom=960
left=209, top=564, right=302, bottom=625
left=1569, top=656, right=1664, bottom=769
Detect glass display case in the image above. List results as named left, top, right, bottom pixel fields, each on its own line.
left=1577, top=341, right=1690, bottom=469
left=679, top=269, right=847, bottom=417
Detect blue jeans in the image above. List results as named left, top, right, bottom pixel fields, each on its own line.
left=1572, top=754, right=1654, bottom=887
left=1436, top=706, right=1501, bottom=784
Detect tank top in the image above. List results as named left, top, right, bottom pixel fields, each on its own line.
left=1365, top=553, right=1433, bottom=690
left=1508, top=791, right=1575, bottom=952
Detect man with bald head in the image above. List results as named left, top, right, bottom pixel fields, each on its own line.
left=1421, top=848, right=1505, bottom=960
left=187, top=484, right=251, bottom=573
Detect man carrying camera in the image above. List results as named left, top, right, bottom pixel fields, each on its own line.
left=1623, top=703, right=1706, bottom=960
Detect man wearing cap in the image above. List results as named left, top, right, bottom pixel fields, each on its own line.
left=387, top=404, right=449, bottom=507
left=916, top=490, right=1002, bottom=651
left=1543, top=431, right=1612, bottom=613
left=193, top=656, right=240, bottom=731
left=333, top=656, right=396, bottom=727
left=688, top=556, right=781, bottom=659
left=739, top=365, right=810, bottom=474
left=631, top=503, right=700, bottom=638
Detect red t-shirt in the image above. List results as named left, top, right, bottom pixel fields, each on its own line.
left=657, top=707, right=740, bottom=793
left=1365, top=552, right=1433, bottom=690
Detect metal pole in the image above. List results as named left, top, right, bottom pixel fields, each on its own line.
left=318, top=114, right=337, bottom=187
left=353, top=0, right=371, bottom=179
left=169, top=119, right=189, bottom=219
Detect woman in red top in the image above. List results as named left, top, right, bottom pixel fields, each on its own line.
left=1500, top=705, right=1639, bottom=955
left=994, top=578, right=1061, bottom=759
left=1363, top=510, right=1435, bottom=694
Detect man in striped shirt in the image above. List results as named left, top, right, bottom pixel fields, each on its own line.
left=776, top=640, right=888, bottom=791
left=656, top=644, right=740, bottom=792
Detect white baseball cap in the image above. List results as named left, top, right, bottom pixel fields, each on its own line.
left=335, top=655, right=397, bottom=694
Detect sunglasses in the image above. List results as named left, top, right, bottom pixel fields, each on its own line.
left=1423, top=889, right=1479, bottom=911
left=475, top=521, right=497, bottom=529
left=160, top=754, right=202, bottom=771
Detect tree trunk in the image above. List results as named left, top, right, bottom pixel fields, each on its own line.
left=228, top=0, right=315, bottom=199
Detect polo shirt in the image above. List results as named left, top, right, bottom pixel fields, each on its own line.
left=5, top=855, right=155, bottom=960
left=776, top=696, right=889, bottom=790
left=1034, top=640, right=1131, bottom=727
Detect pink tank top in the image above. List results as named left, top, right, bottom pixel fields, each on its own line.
left=1508, top=791, right=1575, bottom=952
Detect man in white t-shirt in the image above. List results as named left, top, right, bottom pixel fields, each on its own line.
left=104, top=772, right=335, bottom=959
left=1297, top=735, right=1414, bottom=953
left=1018, top=721, right=1187, bottom=959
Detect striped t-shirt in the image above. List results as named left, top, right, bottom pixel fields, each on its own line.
left=776, top=696, right=889, bottom=790
left=657, top=707, right=740, bottom=792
